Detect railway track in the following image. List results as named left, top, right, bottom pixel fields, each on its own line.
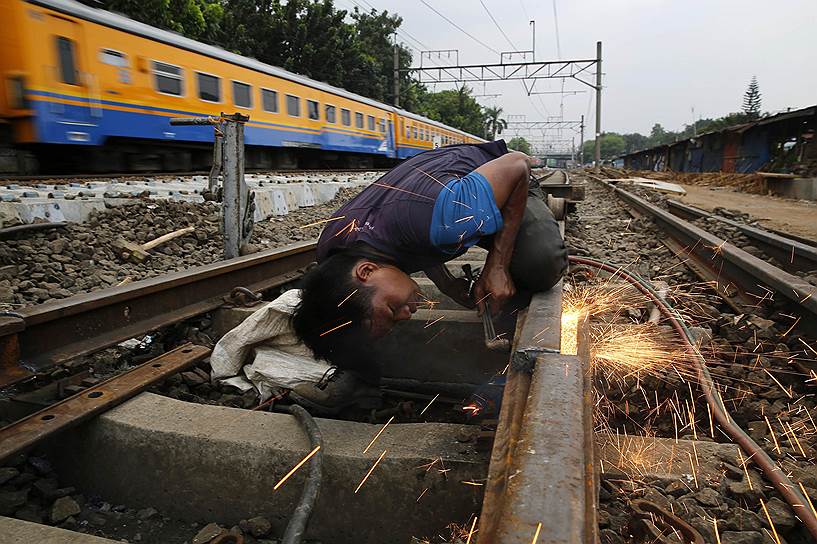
left=1, top=170, right=816, bottom=542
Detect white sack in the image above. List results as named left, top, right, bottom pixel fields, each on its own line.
left=210, top=289, right=333, bottom=395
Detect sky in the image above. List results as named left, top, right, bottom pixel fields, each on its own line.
left=337, top=0, right=817, bottom=142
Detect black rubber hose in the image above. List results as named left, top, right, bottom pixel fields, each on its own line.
left=282, top=404, right=324, bottom=544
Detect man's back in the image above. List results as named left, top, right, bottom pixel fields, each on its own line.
left=317, top=141, right=508, bottom=272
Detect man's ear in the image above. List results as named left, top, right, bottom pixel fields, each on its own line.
left=354, top=261, right=380, bottom=282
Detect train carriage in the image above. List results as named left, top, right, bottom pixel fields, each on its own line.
left=0, top=0, right=483, bottom=172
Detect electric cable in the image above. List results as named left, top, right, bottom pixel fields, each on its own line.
left=567, top=255, right=817, bottom=540
left=418, top=0, right=500, bottom=55
left=281, top=404, right=324, bottom=544
left=478, top=0, right=517, bottom=51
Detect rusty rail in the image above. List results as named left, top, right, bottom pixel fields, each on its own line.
left=479, top=284, right=598, bottom=543
left=604, top=183, right=817, bottom=330
left=0, top=343, right=210, bottom=462
left=0, top=241, right=315, bottom=385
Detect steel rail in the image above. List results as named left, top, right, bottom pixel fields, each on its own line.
left=604, top=183, right=817, bottom=327
left=479, top=283, right=598, bottom=543
left=0, top=343, right=210, bottom=462
left=665, top=200, right=817, bottom=272
left=0, top=241, right=316, bottom=382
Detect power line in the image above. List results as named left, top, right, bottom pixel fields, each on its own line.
left=418, top=0, right=500, bottom=55
left=478, top=0, right=517, bottom=51
left=551, top=0, right=562, bottom=59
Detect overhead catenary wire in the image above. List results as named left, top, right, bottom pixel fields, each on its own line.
left=418, top=0, right=501, bottom=55
left=478, top=0, right=517, bottom=51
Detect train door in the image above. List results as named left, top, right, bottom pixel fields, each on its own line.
left=45, top=15, right=98, bottom=142
left=384, top=112, right=396, bottom=158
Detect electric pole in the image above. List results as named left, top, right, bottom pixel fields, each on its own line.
left=393, top=36, right=400, bottom=108
left=594, top=41, right=602, bottom=173
left=579, top=114, right=585, bottom=165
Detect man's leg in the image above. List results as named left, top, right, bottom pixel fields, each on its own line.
left=478, top=194, right=567, bottom=292
left=508, top=195, right=568, bottom=293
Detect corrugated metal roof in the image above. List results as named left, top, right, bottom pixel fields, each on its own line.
left=28, top=0, right=484, bottom=141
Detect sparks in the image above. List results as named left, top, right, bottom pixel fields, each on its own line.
left=531, top=522, right=542, bottom=544
left=337, top=289, right=358, bottom=307
left=420, top=393, right=440, bottom=415
left=760, top=498, right=782, bottom=544
left=363, top=416, right=394, bottom=454
left=273, top=446, right=321, bottom=490
left=354, top=449, right=388, bottom=494
left=319, top=320, right=353, bottom=337
left=299, top=215, right=346, bottom=229
left=465, top=516, right=478, bottom=544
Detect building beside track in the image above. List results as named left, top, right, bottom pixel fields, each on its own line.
left=619, top=105, right=816, bottom=174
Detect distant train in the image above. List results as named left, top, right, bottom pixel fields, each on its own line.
left=0, top=0, right=484, bottom=173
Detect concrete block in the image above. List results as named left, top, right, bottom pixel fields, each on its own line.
left=0, top=515, right=122, bottom=543
left=48, top=393, right=487, bottom=544
left=768, top=177, right=817, bottom=200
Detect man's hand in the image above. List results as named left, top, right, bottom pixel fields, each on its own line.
left=473, top=263, right=515, bottom=316
left=444, top=276, right=476, bottom=309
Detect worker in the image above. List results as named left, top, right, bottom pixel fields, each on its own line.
left=289, top=140, right=567, bottom=413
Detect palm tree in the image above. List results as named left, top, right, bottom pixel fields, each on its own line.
left=483, top=106, right=508, bottom=141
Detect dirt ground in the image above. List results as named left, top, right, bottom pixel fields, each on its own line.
left=674, top=184, right=817, bottom=241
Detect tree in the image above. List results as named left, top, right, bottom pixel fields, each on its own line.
left=483, top=106, right=507, bottom=141
left=507, top=137, right=531, bottom=155
left=742, top=76, right=762, bottom=120
left=621, top=133, right=649, bottom=154
left=582, top=133, right=626, bottom=161
left=417, top=85, right=484, bottom=136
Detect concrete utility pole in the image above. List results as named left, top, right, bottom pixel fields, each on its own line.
left=594, top=41, right=602, bottom=173
left=393, top=36, right=400, bottom=108
left=170, top=113, right=253, bottom=260
left=579, top=114, right=585, bottom=165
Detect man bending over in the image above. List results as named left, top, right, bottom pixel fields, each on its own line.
left=291, top=140, right=567, bottom=412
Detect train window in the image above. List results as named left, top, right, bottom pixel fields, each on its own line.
left=153, top=61, right=183, bottom=96
left=354, top=113, right=363, bottom=129
left=56, top=37, right=79, bottom=85
left=99, top=49, right=127, bottom=67
left=196, top=72, right=220, bottom=102
left=405, top=125, right=410, bottom=139
left=412, top=126, right=417, bottom=139
left=325, top=105, right=337, bottom=124
left=341, top=108, right=351, bottom=126
left=286, top=95, right=300, bottom=117
left=232, top=81, right=252, bottom=108
left=307, top=100, right=319, bottom=121
left=261, top=89, right=278, bottom=113
left=379, top=118, right=385, bottom=133
left=367, top=115, right=375, bottom=131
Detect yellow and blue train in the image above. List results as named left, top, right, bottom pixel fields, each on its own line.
left=0, top=0, right=484, bottom=172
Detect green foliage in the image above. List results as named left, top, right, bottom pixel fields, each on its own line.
left=742, top=76, right=762, bottom=120
left=416, top=85, right=485, bottom=136
left=582, top=133, right=626, bottom=161
left=507, top=137, right=531, bottom=155
left=483, top=106, right=507, bottom=141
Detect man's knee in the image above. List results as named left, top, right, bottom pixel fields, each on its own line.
left=509, top=197, right=568, bottom=292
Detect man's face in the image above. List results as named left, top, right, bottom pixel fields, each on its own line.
left=357, top=263, right=422, bottom=338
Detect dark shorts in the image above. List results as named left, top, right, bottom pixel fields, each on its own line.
left=477, top=194, right=567, bottom=294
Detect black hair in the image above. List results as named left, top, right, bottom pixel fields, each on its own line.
left=292, top=249, right=387, bottom=383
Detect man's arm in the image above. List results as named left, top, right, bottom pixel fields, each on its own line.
left=473, top=151, right=531, bottom=315
left=423, top=264, right=475, bottom=309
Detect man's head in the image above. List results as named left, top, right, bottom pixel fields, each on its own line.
left=292, top=250, right=421, bottom=372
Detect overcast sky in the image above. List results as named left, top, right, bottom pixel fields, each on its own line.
left=339, top=0, right=817, bottom=140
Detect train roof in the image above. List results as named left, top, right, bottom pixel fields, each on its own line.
left=28, top=0, right=484, bottom=141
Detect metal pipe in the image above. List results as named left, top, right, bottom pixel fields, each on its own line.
left=281, top=404, right=324, bottom=544
left=568, top=256, right=817, bottom=540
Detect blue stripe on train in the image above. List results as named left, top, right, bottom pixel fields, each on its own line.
left=30, top=98, right=392, bottom=155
